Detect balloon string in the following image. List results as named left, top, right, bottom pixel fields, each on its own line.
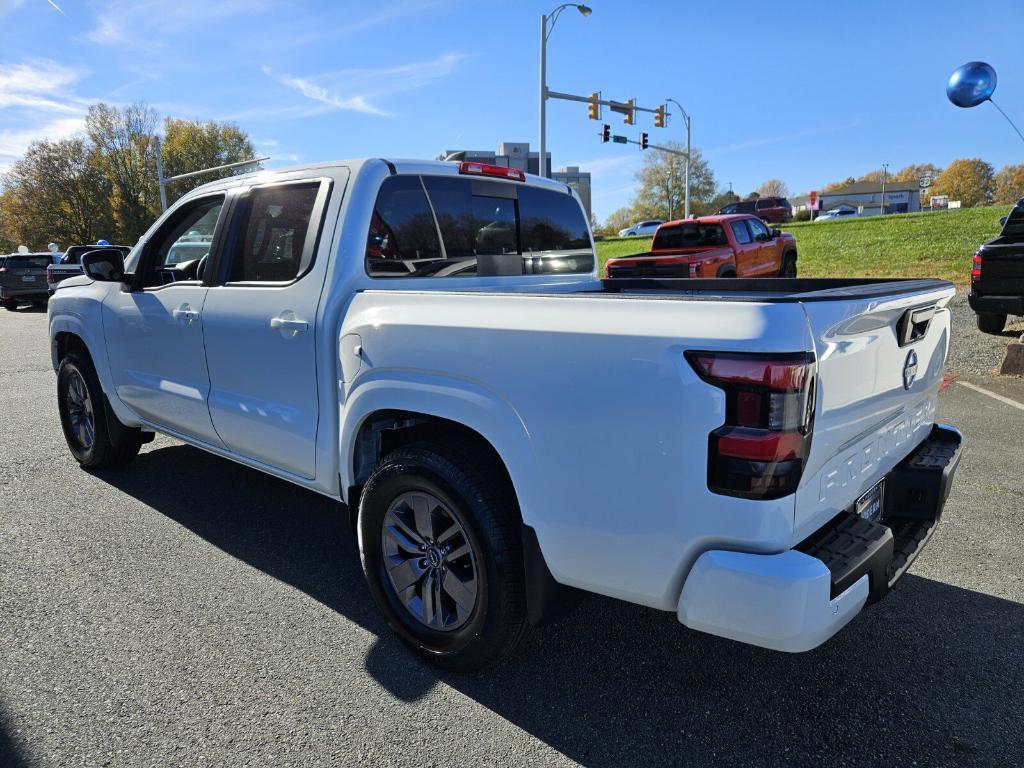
left=989, top=98, right=1024, bottom=146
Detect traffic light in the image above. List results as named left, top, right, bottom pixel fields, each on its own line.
left=601, top=124, right=610, bottom=143
left=654, top=104, right=665, bottom=128
left=587, top=92, right=599, bottom=120
left=640, top=132, right=649, bottom=150
left=624, top=99, right=635, bottom=125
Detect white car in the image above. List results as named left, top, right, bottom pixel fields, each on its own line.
left=618, top=219, right=664, bottom=237
left=816, top=208, right=859, bottom=222
left=48, top=158, right=962, bottom=669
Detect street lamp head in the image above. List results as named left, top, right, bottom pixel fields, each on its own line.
left=576, top=4, right=592, bottom=16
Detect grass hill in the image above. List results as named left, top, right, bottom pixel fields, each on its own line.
left=594, top=205, right=1012, bottom=285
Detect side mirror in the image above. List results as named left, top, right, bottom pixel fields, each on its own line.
left=771, top=228, right=782, bottom=238
left=1000, top=216, right=1008, bottom=227
left=81, top=249, right=126, bottom=282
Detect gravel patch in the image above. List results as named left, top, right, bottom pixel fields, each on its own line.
left=947, top=290, right=1024, bottom=377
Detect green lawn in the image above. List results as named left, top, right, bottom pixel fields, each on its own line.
left=594, top=206, right=1011, bottom=285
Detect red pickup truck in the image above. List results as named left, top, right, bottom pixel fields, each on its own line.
left=604, top=214, right=798, bottom=279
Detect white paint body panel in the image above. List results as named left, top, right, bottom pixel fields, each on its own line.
left=47, top=158, right=957, bottom=653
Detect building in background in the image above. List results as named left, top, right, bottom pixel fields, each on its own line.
left=438, top=142, right=592, bottom=219
left=818, top=180, right=921, bottom=216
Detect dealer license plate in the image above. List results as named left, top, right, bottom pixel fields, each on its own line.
left=856, top=480, right=885, bottom=522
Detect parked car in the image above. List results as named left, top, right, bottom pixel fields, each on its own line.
left=48, top=243, right=132, bottom=294
left=605, top=215, right=798, bottom=279
left=718, top=196, right=793, bottom=224
left=49, top=158, right=962, bottom=670
left=816, top=208, right=859, bottom=222
left=969, top=200, right=1024, bottom=333
left=2, top=251, right=55, bottom=309
left=618, top=219, right=664, bottom=237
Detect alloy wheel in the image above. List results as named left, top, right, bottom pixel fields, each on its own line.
left=66, top=369, right=95, bottom=450
left=381, top=490, right=479, bottom=631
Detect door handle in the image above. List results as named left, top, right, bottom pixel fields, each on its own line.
left=172, top=305, right=199, bottom=324
left=270, top=315, right=309, bottom=335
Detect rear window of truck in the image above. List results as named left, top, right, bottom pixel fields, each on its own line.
left=366, top=175, right=594, bottom=278
left=652, top=223, right=727, bottom=250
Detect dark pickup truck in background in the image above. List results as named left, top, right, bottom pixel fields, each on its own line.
left=970, top=199, right=1024, bottom=334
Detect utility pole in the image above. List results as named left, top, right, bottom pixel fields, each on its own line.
left=539, top=4, right=592, bottom=178
left=666, top=98, right=692, bottom=218
left=880, top=163, right=889, bottom=217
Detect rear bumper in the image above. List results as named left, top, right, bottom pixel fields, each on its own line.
left=1, top=285, right=48, bottom=301
left=677, top=424, right=962, bottom=652
left=968, top=291, right=1024, bottom=316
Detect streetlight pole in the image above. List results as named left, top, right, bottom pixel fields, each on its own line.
left=539, top=4, right=592, bottom=179
left=666, top=98, right=692, bottom=218
left=880, top=163, right=889, bottom=217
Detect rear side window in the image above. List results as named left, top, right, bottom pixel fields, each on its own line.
left=365, top=175, right=593, bottom=278
left=755, top=198, right=773, bottom=209
left=228, top=183, right=322, bottom=283
left=730, top=221, right=752, bottom=244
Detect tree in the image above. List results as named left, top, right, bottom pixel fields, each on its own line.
left=1, top=138, right=115, bottom=249
left=86, top=102, right=160, bottom=243
left=599, top=207, right=635, bottom=236
left=892, top=163, right=942, bottom=184
left=931, top=158, right=995, bottom=207
left=707, top=189, right=739, bottom=213
left=632, top=142, right=715, bottom=221
left=822, top=177, right=856, bottom=192
left=160, top=117, right=257, bottom=203
left=994, top=164, right=1024, bottom=205
left=756, top=179, right=789, bottom=198
left=744, top=191, right=760, bottom=200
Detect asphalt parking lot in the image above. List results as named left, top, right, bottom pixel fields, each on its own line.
left=2, top=303, right=1023, bottom=767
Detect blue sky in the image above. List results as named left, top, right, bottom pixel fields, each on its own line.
left=1, top=0, right=1023, bottom=221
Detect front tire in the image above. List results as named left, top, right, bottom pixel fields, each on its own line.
left=2, top=299, right=18, bottom=311
left=780, top=252, right=797, bottom=278
left=358, top=440, right=527, bottom=671
left=57, top=350, right=143, bottom=468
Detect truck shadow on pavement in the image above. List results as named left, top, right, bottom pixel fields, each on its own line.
left=99, top=443, right=1024, bottom=768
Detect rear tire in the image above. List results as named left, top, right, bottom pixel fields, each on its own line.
left=2, top=299, right=18, bottom=311
left=976, top=313, right=1007, bottom=334
left=358, top=439, right=527, bottom=671
left=57, top=349, right=143, bottom=468
left=780, top=252, right=797, bottom=278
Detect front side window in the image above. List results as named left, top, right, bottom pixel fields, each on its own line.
left=748, top=218, right=770, bottom=241
left=140, top=196, right=224, bottom=287
left=755, top=198, right=772, bottom=209
left=227, top=183, right=321, bottom=283
left=365, top=175, right=593, bottom=278
left=730, top=220, right=752, bottom=244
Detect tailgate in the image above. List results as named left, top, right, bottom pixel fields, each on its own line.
left=794, top=281, right=955, bottom=539
left=979, top=244, right=1024, bottom=295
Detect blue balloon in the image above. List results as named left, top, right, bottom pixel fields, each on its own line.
left=96, top=239, right=110, bottom=245
left=947, top=61, right=997, bottom=108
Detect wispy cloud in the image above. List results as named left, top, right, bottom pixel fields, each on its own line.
left=0, top=59, right=90, bottom=170
left=705, top=120, right=862, bottom=156
left=260, top=52, right=469, bottom=118
left=88, top=0, right=268, bottom=46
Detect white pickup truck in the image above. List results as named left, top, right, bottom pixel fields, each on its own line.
left=48, top=158, right=962, bottom=670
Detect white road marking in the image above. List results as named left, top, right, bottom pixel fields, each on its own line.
left=956, top=380, right=1024, bottom=412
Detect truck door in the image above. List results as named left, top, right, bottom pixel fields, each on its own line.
left=727, top=219, right=759, bottom=276
left=199, top=175, right=339, bottom=480
left=102, top=194, right=228, bottom=447
left=745, top=217, right=778, bottom=275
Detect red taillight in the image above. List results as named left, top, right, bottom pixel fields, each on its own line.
left=686, top=351, right=816, bottom=499
left=458, top=161, right=526, bottom=182
left=971, top=252, right=982, bottom=284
